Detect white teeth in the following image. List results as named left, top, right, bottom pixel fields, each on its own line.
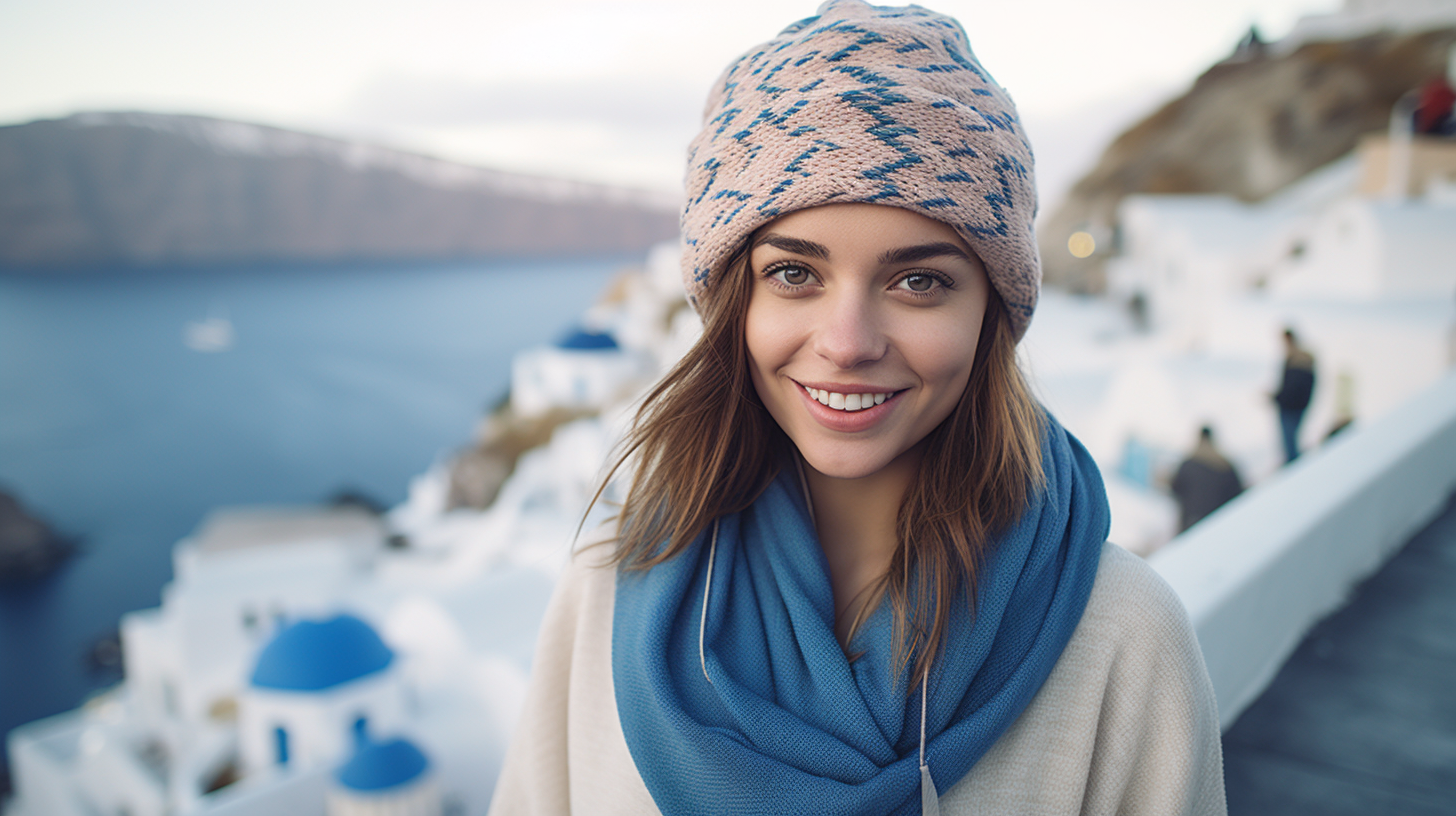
left=804, top=387, right=892, bottom=412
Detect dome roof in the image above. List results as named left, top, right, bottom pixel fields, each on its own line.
left=556, top=329, right=618, bottom=351
left=335, top=738, right=430, bottom=792
left=250, top=613, right=393, bottom=692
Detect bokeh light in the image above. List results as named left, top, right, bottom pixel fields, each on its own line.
left=1068, top=231, right=1096, bottom=258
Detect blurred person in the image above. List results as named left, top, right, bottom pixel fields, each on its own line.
left=1127, top=290, right=1150, bottom=333
left=1272, top=328, right=1316, bottom=464
left=1414, top=74, right=1455, bottom=136
left=489, top=3, right=1225, bottom=815
left=1171, top=426, right=1244, bottom=534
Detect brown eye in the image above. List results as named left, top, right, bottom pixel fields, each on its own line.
left=771, top=264, right=813, bottom=286
left=901, top=274, right=935, bottom=292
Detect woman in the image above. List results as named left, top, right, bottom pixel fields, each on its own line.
left=490, top=2, right=1225, bottom=814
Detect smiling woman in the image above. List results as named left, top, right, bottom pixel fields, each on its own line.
left=488, top=2, right=1226, bottom=814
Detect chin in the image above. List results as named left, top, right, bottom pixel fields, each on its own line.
left=793, top=439, right=905, bottom=481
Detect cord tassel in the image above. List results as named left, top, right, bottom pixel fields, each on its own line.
left=921, top=764, right=941, bottom=816
left=919, top=668, right=938, bottom=815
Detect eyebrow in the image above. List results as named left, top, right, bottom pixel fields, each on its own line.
left=752, top=233, right=829, bottom=259
left=752, top=233, right=972, bottom=266
left=878, top=242, right=973, bottom=265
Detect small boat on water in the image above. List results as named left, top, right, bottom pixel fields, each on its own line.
left=184, top=315, right=235, bottom=352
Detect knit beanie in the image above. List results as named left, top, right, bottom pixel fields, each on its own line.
left=681, top=0, right=1040, bottom=339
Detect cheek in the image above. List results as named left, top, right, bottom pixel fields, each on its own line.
left=743, top=290, right=790, bottom=401
left=744, top=286, right=803, bottom=364
left=908, top=311, right=984, bottom=401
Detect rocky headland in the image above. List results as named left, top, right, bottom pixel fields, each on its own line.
left=1040, top=27, right=1456, bottom=292
left=0, top=490, right=73, bottom=583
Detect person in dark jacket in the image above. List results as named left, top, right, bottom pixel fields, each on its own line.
left=1171, top=426, right=1245, bottom=533
left=1272, top=329, right=1316, bottom=463
left=1414, top=74, right=1456, bottom=136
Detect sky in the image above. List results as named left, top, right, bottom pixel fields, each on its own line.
left=1, top=0, right=1340, bottom=200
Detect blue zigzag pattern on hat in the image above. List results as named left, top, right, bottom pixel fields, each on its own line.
left=681, top=0, right=1041, bottom=337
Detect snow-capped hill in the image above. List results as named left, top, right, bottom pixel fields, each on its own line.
left=0, top=112, right=680, bottom=268
left=64, top=112, right=677, bottom=209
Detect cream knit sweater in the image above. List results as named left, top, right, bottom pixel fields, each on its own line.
left=489, top=540, right=1227, bottom=815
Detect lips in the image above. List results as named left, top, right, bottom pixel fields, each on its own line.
left=802, top=386, right=892, bottom=412
left=794, top=381, right=904, bottom=431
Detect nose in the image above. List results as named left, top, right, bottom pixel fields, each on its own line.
left=812, top=290, right=887, bottom=370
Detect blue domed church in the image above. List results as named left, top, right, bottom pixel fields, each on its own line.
left=239, top=612, right=437, bottom=812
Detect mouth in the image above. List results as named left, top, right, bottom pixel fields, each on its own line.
left=800, top=385, right=898, bottom=413
left=792, top=380, right=906, bottom=431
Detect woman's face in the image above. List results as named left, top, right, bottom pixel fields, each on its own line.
left=745, top=203, right=990, bottom=481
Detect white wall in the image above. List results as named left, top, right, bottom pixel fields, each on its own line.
left=190, top=766, right=330, bottom=816
left=1149, top=370, right=1456, bottom=728
left=76, top=725, right=169, bottom=816
left=5, top=712, right=92, bottom=816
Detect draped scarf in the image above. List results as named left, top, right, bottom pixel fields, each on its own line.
left=613, top=417, right=1109, bottom=815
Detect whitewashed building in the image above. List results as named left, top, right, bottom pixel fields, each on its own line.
left=510, top=328, right=653, bottom=418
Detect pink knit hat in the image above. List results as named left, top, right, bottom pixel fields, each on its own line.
left=681, top=0, right=1040, bottom=339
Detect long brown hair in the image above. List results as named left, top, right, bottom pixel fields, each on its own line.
left=594, top=239, right=1044, bottom=683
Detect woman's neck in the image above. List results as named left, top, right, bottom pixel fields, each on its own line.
left=802, top=445, right=922, bottom=647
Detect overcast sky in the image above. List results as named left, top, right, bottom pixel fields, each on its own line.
left=1, top=0, right=1339, bottom=197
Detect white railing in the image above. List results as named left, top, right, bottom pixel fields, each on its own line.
left=1149, top=370, right=1456, bottom=729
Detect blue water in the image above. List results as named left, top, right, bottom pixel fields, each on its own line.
left=0, top=258, right=623, bottom=770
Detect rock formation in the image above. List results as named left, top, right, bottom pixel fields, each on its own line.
left=446, top=406, right=593, bottom=511
left=0, top=490, right=73, bottom=583
left=1040, top=28, right=1456, bottom=292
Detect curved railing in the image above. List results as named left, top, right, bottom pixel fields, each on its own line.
left=1149, top=370, right=1456, bottom=728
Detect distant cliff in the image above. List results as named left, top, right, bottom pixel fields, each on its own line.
left=0, top=112, right=681, bottom=269
left=1040, top=27, right=1456, bottom=291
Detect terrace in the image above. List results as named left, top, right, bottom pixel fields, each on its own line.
left=1150, top=371, right=1456, bottom=814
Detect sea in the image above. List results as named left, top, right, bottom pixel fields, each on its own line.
left=0, top=257, right=625, bottom=783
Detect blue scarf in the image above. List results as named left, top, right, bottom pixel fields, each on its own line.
left=613, top=417, right=1109, bottom=815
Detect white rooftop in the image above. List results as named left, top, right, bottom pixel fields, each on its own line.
left=189, top=506, right=384, bottom=554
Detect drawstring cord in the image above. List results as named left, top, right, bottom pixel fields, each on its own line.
left=919, top=669, right=929, bottom=767
left=699, top=520, right=719, bottom=684
left=697, top=461, right=938, bottom=813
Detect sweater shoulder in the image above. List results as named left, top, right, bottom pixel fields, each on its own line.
left=941, top=542, right=1225, bottom=815
left=1047, top=540, right=1210, bottom=716
left=1082, top=540, right=1195, bottom=649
